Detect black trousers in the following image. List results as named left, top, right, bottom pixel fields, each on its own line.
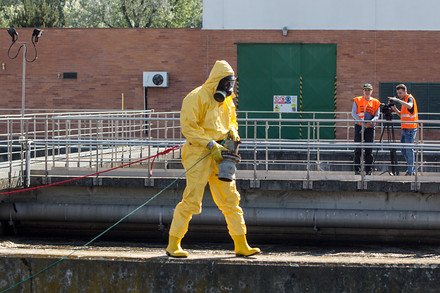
left=354, top=124, right=375, bottom=173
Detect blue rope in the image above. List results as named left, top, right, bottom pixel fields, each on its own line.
left=1, top=152, right=210, bottom=293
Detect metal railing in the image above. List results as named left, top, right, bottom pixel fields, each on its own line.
left=0, top=110, right=182, bottom=188
left=0, top=110, right=439, bottom=191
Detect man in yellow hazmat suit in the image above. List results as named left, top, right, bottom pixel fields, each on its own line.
left=166, top=60, right=260, bottom=258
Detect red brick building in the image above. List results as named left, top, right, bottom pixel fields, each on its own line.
left=1, top=28, right=440, bottom=137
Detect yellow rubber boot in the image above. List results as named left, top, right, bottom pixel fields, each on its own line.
left=231, top=234, right=261, bottom=257
left=166, top=236, right=188, bottom=258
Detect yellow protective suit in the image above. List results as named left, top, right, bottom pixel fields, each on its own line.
left=168, top=60, right=246, bottom=239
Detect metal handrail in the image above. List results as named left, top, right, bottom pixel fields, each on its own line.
left=0, top=110, right=439, bottom=191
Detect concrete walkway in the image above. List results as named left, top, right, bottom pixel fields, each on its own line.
left=1, top=238, right=440, bottom=292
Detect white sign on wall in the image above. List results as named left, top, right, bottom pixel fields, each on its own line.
left=273, top=95, right=297, bottom=112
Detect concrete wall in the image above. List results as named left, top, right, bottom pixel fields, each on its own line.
left=2, top=28, right=440, bottom=138
left=203, top=0, right=440, bottom=30
left=1, top=256, right=440, bottom=292
left=4, top=176, right=440, bottom=242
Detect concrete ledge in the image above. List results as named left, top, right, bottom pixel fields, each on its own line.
left=1, top=245, right=440, bottom=292
left=29, top=174, right=440, bottom=193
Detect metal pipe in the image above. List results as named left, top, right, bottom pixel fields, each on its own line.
left=21, top=43, right=27, bottom=133
left=29, top=139, right=440, bottom=151
left=2, top=203, right=440, bottom=230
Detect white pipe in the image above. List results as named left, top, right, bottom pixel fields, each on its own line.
left=2, top=203, right=440, bottom=230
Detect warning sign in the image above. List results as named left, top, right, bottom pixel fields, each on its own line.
left=273, top=95, right=297, bottom=112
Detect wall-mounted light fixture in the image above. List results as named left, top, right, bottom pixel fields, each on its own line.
left=7, top=27, right=43, bottom=62
left=6, top=27, right=43, bottom=134
left=282, top=26, right=288, bottom=37
left=7, top=28, right=18, bottom=42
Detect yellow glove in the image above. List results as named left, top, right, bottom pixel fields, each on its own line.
left=229, top=128, right=240, bottom=141
left=208, top=141, right=228, bottom=162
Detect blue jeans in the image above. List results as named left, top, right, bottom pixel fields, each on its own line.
left=400, top=128, right=417, bottom=175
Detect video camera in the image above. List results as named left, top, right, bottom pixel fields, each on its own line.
left=381, top=101, right=394, bottom=121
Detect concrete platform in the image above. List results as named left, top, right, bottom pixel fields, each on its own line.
left=1, top=238, right=440, bottom=292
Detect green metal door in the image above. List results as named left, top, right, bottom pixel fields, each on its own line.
left=237, top=43, right=337, bottom=139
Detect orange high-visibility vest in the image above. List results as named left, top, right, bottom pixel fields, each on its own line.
left=353, top=96, right=381, bottom=125
left=401, top=94, right=418, bottom=129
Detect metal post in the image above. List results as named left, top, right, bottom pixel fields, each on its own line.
left=360, top=121, right=365, bottom=188
left=20, top=44, right=27, bottom=134
left=420, top=122, right=424, bottom=173
left=278, top=112, right=281, bottom=139
left=65, top=120, right=70, bottom=167
left=164, top=113, right=168, bottom=170
left=147, top=114, right=152, bottom=179
left=19, top=134, right=26, bottom=187
left=128, top=116, right=133, bottom=163
left=265, top=121, right=268, bottom=172
left=305, top=121, right=311, bottom=189
left=317, top=121, right=320, bottom=170
left=7, top=119, right=12, bottom=188
left=245, top=112, right=248, bottom=139
left=78, top=119, right=82, bottom=167
left=98, top=120, right=104, bottom=167
left=26, top=141, right=31, bottom=187
left=52, top=119, right=56, bottom=167
left=44, top=117, right=48, bottom=179
left=89, top=120, right=93, bottom=168
left=253, top=121, right=257, bottom=182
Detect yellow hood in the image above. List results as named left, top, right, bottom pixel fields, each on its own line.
left=203, top=60, right=235, bottom=92
left=180, top=60, right=237, bottom=148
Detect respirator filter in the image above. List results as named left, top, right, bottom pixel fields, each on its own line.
left=214, top=75, right=236, bottom=102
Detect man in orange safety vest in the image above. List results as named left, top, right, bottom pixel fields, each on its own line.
left=352, top=83, right=381, bottom=175
left=389, top=83, right=418, bottom=176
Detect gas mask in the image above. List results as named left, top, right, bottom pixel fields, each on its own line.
left=214, top=75, right=236, bottom=102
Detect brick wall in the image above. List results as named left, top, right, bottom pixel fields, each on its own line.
left=1, top=28, right=440, bottom=138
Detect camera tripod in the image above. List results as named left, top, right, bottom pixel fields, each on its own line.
left=374, top=118, right=399, bottom=176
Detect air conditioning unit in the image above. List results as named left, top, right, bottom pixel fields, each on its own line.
left=143, top=72, right=168, bottom=87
